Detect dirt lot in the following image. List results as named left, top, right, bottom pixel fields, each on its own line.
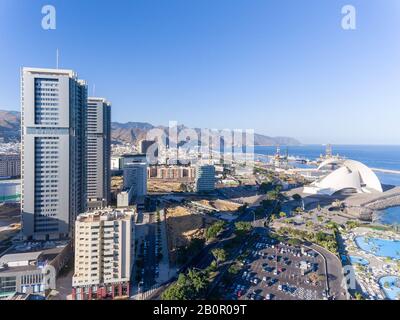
left=111, top=176, right=123, bottom=192
left=0, top=204, right=21, bottom=251
left=194, top=199, right=242, bottom=212
left=0, top=204, right=20, bottom=227
left=165, top=206, right=218, bottom=264
left=148, top=180, right=187, bottom=193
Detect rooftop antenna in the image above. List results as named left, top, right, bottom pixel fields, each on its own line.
left=56, top=48, right=59, bottom=69
left=93, top=84, right=96, bottom=97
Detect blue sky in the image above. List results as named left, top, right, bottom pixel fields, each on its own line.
left=0, top=0, right=399, bottom=144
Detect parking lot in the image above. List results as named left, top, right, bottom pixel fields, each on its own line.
left=228, top=237, right=329, bottom=300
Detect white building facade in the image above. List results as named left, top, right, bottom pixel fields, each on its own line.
left=72, top=208, right=135, bottom=300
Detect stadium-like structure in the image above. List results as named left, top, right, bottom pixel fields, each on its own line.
left=303, top=159, right=383, bottom=196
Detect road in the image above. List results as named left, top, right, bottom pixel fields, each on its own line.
left=308, top=243, right=347, bottom=300
left=149, top=207, right=262, bottom=300
left=143, top=212, right=157, bottom=291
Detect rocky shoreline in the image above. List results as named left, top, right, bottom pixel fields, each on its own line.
left=344, top=194, right=400, bottom=222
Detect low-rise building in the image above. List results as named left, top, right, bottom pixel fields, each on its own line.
left=0, top=241, right=71, bottom=300
left=117, top=187, right=134, bottom=208
left=111, top=156, right=123, bottom=171
left=147, top=165, right=196, bottom=181
left=0, top=154, right=20, bottom=178
left=72, top=208, right=135, bottom=300
left=122, top=154, right=147, bottom=198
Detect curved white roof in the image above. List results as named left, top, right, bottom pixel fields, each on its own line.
left=305, top=159, right=383, bottom=195
left=317, top=158, right=345, bottom=170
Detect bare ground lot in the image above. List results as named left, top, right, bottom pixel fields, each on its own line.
left=0, top=204, right=21, bottom=252
left=165, top=206, right=218, bottom=265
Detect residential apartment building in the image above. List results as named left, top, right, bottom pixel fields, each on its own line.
left=72, top=208, right=135, bottom=300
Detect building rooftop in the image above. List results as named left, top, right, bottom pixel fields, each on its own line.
left=88, top=97, right=111, bottom=105
left=76, top=208, right=135, bottom=223
left=0, top=251, right=41, bottom=265
left=0, top=241, right=69, bottom=274
left=22, top=67, right=76, bottom=78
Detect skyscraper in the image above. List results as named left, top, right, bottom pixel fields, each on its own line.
left=21, top=67, right=87, bottom=240
left=86, top=97, right=111, bottom=209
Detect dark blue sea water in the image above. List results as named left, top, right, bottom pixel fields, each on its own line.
left=255, top=145, right=400, bottom=186
left=376, top=207, right=400, bottom=226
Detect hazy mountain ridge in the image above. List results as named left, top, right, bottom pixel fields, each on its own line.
left=0, top=110, right=301, bottom=146
left=0, top=110, right=21, bottom=141
left=111, top=122, right=301, bottom=146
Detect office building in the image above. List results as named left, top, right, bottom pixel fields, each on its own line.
left=195, top=165, right=215, bottom=193
left=138, top=139, right=158, bottom=158
left=122, top=154, right=147, bottom=203
left=86, top=97, right=111, bottom=209
left=0, top=154, right=20, bottom=178
left=21, top=67, right=87, bottom=240
left=72, top=208, right=135, bottom=300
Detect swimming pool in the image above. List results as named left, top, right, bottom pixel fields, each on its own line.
left=379, top=276, right=400, bottom=300
left=354, top=237, right=400, bottom=260
left=349, top=256, right=369, bottom=266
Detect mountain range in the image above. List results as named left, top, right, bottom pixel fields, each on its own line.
left=0, top=110, right=20, bottom=141
left=0, top=110, right=301, bottom=146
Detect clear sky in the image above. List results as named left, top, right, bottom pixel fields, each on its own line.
left=0, top=0, right=399, bottom=145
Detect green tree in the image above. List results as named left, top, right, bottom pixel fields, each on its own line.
left=234, top=221, right=252, bottom=235
left=211, top=248, right=227, bottom=267
left=187, top=269, right=208, bottom=293
left=279, top=211, right=287, bottom=218
left=267, top=190, right=279, bottom=201
left=354, top=292, right=364, bottom=300
left=161, top=274, right=190, bottom=300
left=161, top=269, right=208, bottom=300
left=205, top=221, right=226, bottom=241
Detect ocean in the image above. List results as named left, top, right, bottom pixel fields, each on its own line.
left=254, top=145, right=400, bottom=187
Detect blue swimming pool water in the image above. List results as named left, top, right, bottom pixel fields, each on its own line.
left=379, top=276, right=400, bottom=300
left=349, top=256, right=369, bottom=266
left=355, top=237, right=400, bottom=260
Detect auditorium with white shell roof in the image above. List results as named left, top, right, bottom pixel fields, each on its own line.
left=303, top=158, right=383, bottom=196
